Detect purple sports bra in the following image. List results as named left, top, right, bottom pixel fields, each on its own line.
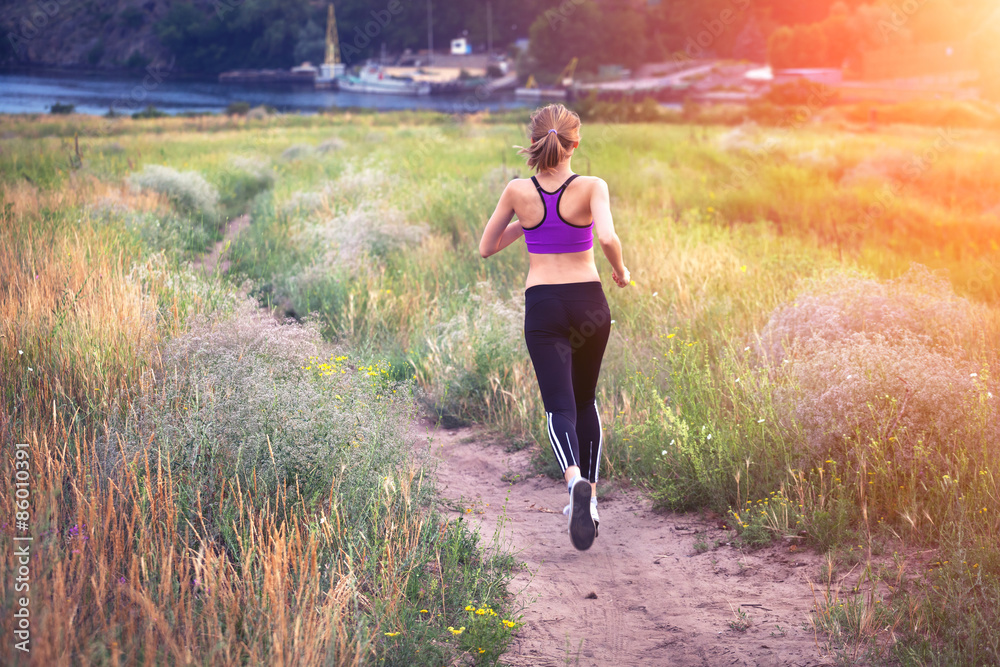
left=522, top=174, right=594, bottom=254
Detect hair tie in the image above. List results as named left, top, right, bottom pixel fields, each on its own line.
left=547, top=129, right=558, bottom=134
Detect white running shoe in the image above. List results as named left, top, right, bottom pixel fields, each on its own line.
left=565, top=501, right=600, bottom=538
left=566, top=479, right=596, bottom=551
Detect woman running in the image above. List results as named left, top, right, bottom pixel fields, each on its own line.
left=478, top=104, right=630, bottom=551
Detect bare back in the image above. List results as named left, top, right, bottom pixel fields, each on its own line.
left=507, top=173, right=601, bottom=288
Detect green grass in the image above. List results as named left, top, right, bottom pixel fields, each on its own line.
left=2, top=109, right=1000, bottom=664
left=0, top=116, right=522, bottom=666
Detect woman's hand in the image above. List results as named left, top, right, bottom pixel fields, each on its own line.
left=612, top=266, right=630, bottom=288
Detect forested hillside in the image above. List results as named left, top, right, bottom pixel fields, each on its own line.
left=1, top=0, right=997, bottom=80
left=0, top=0, right=876, bottom=74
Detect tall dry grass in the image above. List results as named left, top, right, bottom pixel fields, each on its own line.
left=1, top=152, right=517, bottom=666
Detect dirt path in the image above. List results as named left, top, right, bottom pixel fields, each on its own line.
left=411, top=419, right=838, bottom=667
left=192, top=214, right=251, bottom=274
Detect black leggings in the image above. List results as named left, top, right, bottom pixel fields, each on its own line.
left=524, top=281, right=611, bottom=484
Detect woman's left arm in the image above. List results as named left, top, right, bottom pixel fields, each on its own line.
left=479, top=182, right=523, bottom=258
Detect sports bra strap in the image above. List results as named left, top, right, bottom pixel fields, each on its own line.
left=531, top=174, right=579, bottom=193
left=560, top=174, right=579, bottom=190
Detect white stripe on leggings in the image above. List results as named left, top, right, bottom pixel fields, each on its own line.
left=546, top=412, right=568, bottom=471
left=593, top=400, right=603, bottom=484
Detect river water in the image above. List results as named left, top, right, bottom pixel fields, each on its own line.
left=0, top=71, right=529, bottom=116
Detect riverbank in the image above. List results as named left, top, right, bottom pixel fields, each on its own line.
left=0, top=70, right=529, bottom=117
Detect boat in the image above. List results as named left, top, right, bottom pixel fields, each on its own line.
left=514, top=86, right=568, bottom=100
left=514, top=58, right=576, bottom=100
left=337, top=65, right=431, bottom=95
left=316, top=62, right=345, bottom=89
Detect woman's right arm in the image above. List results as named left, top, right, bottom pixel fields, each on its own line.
left=479, top=181, right=523, bottom=258
left=591, top=178, right=630, bottom=288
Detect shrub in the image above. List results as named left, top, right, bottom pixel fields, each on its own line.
left=716, top=122, right=784, bottom=154
left=219, top=156, right=276, bottom=215
left=838, top=148, right=914, bottom=187
left=50, top=102, right=74, bottom=115
left=762, top=266, right=996, bottom=460
left=413, top=281, right=531, bottom=429
left=763, top=79, right=839, bottom=106
left=95, top=205, right=214, bottom=256
left=759, top=265, right=980, bottom=364
left=128, top=164, right=220, bottom=223
left=246, top=105, right=272, bottom=120
left=225, top=101, right=251, bottom=116
left=298, top=204, right=428, bottom=270
left=120, top=6, right=145, bottom=28
left=124, top=52, right=150, bottom=69
left=281, top=189, right=326, bottom=217
left=87, top=40, right=105, bottom=65
left=282, top=143, right=314, bottom=160
left=317, top=136, right=347, bottom=153
left=132, top=105, right=168, bottom=119
left=785, top=331, right=984, bottom=457
left=104, top=299, right=410, bottom=499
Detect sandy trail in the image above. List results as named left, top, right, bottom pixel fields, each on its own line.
left=192, top=214, right=251, bottom=274
left=411, top=419, right=838, bottom=667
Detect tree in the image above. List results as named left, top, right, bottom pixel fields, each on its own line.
left=293, top=19, right=325, bottom=65
left=820, top=3, right=851, bottom=67
left=732, top=15, right=768, bottom=63
left=767, top=25, right=794, bottom=69
left=791, top=23, right=828, bottom=68
left=528, top=0, right=603, bottom=77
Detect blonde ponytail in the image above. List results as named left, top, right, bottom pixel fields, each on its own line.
left=517, top=103, right=581, bottom=172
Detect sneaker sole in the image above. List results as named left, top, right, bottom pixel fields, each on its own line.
left=568, top=482, right=596, bottom=551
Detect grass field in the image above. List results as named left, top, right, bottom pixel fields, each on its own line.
left=2, top=107, right=1000, bottom=665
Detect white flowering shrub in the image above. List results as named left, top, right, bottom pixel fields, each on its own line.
left=316, top=137, right=346, bottom=153
left=716, top=122, right=785, bottom=154
left=763, top=265, right=997, bottom=459
left=759, top=265, right=980, bottom=363
left=785, top=332, right=986, bottom=456
left=330, top=164, right=391, bottom=205
left=90, top=197, right=215, bottom=255
left=289, top=165, right=426, bottom=273
left=838, top=148, right=913, bottom=187
left=298, top=204, right=429, bottom=271
left=104, top=299, right=412, bottom=496
left=281, top=189, right=326, bottom=218
left=128, top=165, right=220, bottom=223
left=281, top=144, right=314, bottom=160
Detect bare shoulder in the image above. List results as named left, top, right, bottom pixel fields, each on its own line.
left=502, top=177, right=537, bottom=202
left=575, top=175, right=608, bottom=195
